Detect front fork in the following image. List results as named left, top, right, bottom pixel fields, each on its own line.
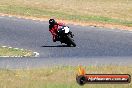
left=69, top=31, right=74, bottom=38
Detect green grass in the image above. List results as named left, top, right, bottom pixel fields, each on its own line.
left=0, top=0, right=132, bottom=27
left=0, top=47, right=34, bottom=57
left=0, top=65, right=131, bottom=88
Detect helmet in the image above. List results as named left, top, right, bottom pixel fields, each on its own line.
left=49, top=19, right=56, bottom=25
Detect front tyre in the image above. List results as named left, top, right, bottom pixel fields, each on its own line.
left=67, top=35, right=76, bottom=47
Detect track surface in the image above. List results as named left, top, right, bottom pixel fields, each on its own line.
left=0, top=16, right=132, bottom=69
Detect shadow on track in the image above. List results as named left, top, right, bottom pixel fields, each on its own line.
left=41, top=45, right=71, bottom=47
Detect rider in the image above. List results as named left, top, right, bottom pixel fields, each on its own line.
left=49, top=19, right=65, bottom=42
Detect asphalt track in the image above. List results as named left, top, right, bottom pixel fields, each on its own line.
left=0, top=16, right=132, bottom=69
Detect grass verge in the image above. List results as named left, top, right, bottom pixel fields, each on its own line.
left=0, top=46, right=34, bottom=57
left=0, top=0, right=132, bottom=28
left=0, top=65, right=131, bottom=88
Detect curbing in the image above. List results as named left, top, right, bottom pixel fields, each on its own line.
left=0, top=46, right=39, bottom=57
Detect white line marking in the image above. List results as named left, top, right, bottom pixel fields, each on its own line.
left=33, top=52, right=40, bottom=57
left=20, top=49, right=24, bottom=51
left=2, top=46, right=7, bottom=48
left=0, top=56, right=9, bottom=57
left=14, top=48, right=19, bottom=50
left=8, top=47, right=12, bottom=49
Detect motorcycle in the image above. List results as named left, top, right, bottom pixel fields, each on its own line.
left=56, top=26, right=76, bottom=47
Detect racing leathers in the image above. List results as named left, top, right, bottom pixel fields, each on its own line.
left=49, top=22, right=65, bottom=42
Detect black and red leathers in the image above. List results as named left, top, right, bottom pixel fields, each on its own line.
left=49, top=22, right=65, bottom=42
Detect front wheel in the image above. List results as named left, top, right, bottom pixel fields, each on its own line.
left=67, top=35, right=76, bottom=47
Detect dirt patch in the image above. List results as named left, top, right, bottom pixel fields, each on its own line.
left=0, top=13, right=132, bottom=31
